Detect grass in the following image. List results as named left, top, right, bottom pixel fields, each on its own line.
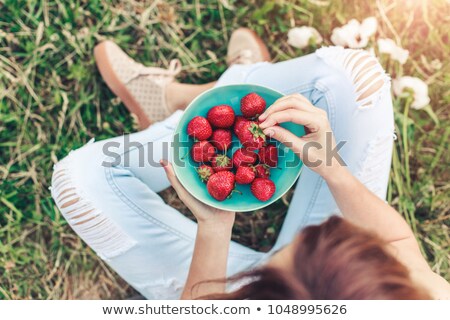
left=0, top=0, right=449, bottom=299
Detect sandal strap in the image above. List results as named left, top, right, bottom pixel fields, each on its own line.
left=123, top=59, right=182, bottom=84
left=226, top=49, right=254, bottom=65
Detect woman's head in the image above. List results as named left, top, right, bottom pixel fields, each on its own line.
left=207, top=216, right=428, bottom=299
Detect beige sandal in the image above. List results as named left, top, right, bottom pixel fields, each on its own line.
left=94, top=41, right=181, bottom=128
left=226, top=28, right=271, bottom=66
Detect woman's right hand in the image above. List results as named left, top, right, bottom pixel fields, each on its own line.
left=259, top=93, right=342, bottom=180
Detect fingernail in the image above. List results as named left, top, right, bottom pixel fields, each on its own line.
left=263, top=128, right=274, bottom=137
left=259, top=113, right=267, bottom=121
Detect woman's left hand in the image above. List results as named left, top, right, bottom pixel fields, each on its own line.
left=160, top=160, right=236, bottom=229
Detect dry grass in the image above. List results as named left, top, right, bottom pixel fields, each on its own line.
left=0, top=0, right=448, bottom=299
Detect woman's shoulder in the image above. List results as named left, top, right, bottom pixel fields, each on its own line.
left=410, top=269, right=450, bottom=300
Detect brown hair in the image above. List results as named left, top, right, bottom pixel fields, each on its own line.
left=205, top=216, right=429, bottom=299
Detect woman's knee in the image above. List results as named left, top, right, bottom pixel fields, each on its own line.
left=50, top=143, right=136, bottom=260
left=317, top=47, right=390, bottom=110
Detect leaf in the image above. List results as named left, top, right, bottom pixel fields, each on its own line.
left=251, top=1, right=275, bottom=21
left=1, top=197, right=23, bottom=221
left=421, top=105, right=440, bottom=126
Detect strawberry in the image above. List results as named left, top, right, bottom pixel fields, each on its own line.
left=233, top=116, right=247, bottom=135
left=259, top=143, right=278, bottom=167
left=207, top=105, right=235, bottom=128
left=210, top=129, right=232, bottom=152
left=235, top=166, right=256, bottom=184
left=197, top=165, right=214, bottom=182
left=235, top=120, right=266, bottom=150
left=254, top=164, right=271, bottom=178
left=251, top=178, right=276, bottom=202
left=207, top=171, right=236, bottom=201
left=211, top=154, right=233, bottom=172
left=232, top=148, right=257, bottom=168
left=240, top=92, right=266, bottom=119
left=191, top=141, right=216, bottom=163
left=187, top=116, right=212, bottom=141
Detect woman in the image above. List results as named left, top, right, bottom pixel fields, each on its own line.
left=50, top=28, right=449, bottom=299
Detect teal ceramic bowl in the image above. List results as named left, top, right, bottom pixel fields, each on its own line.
left=172, top=84, right=305, bottom=212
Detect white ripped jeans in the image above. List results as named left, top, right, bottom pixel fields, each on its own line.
left=50, top=47, right=395, bottom=299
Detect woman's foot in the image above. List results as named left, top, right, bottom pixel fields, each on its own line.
left=95, top=28, right=269, bottom=128
left=94, top=41, right=182, bottom=128
left=227, top=28, right=271, bottom=65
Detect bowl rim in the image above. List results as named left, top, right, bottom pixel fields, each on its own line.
left=171, top=84, right=303, bottom=212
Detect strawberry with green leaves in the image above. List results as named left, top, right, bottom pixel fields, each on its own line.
left=235, top=119, right=266, bottom=150
left=254, top=164, right=270, bottom=179
left=211, top=154, right=233, bottom=172
left=197, top=165, right=214, bottom=182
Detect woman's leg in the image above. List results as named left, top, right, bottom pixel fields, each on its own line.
left=166, top=82, right=216, bottom=111
left=217, top=47, right=394, bottom=251
left=51, top=111, right=264, bottom=299
left=52, top=30, right=273, bottom=299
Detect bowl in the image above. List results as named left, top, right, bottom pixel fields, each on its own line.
left=171, top=84, right=305, bottom=212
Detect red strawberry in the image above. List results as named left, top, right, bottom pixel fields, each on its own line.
left=187, top=116, right=212, bottom=141
left=232, top=148, right=258, bottom=168
left=211, top=154, right=233, bottom=172
left=254, top=164, right=271, bottom=178
left=207, top=105, right=235, bottom=128
left=251, top=178, right=276, bottom=201
left=235, top=120, right=266, bottom=150
left=207, top=171, right=235, bottom=201
left=259, top=144, right=278, bottom=167
left=191, top=141, right=215, bottom=163
left=197, top=165, right=214, bottom=182
left=235, top=166, right=256, bottom=184
left=210, top=129, right=232, bottom=151
left=233, top=116, right=247, bottom=135
left=240, top=93, right=266, bottom=119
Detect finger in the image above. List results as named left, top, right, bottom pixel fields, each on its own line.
left=263, top=126, right=306, bottom=157
left=259, top=109, right=321, bottom=131
left=259, top=94, right=313, bottom=121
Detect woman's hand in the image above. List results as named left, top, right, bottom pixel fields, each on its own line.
left=161, top=160, right=235, bottom=299
left=259, top=93, right=342, bottom=180
left=160, top=160, right=235, bottom=230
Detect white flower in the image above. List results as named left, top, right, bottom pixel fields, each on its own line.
left=331, top=17, right=377, bottom=49
left=393, top=76, right=430, bottom=109
left=360, top=17, right=378, bottom=38
left=287, top=26, right=323, bottom=49
left=377, top=38, right=409, bottom=64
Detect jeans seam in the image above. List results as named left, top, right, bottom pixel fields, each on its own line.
left=282, top=84, right=315, bottom=95
left=105, top=163, right=194, bottom=242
